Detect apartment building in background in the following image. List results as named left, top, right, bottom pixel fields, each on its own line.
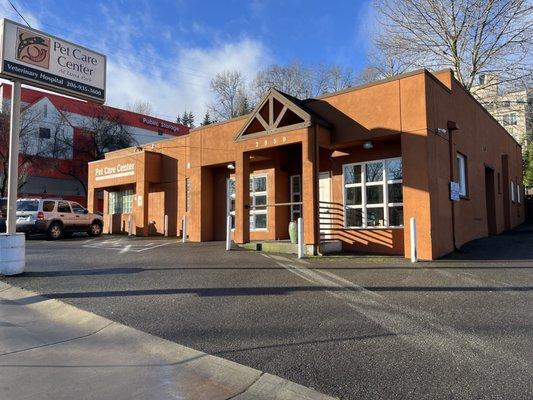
left=473, top=74, right=532, bottom=150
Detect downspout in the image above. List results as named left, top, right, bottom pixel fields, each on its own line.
left=447, top=120, right=459, bottom=251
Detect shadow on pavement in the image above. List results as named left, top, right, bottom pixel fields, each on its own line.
left=4, top=284, right=531, bottom=306
left=440, top=222, right=533, bottom=262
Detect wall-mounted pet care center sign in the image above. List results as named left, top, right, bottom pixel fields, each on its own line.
left=0, top=19, right=106, bottom=103
left=95, top=162, right=135, bottom=182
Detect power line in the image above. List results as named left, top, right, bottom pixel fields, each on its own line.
left=7, top=0, right=31, bottom=28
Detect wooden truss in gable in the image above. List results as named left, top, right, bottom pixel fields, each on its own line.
left=235, top=88, right=312, bottom=141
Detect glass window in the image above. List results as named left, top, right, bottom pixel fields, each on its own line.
left=290, top=175, right=301, bottom=221
left=254, top=213, right=267, bottom=229
left=511, top=181, right=515, bottom=203
left=365, top=161, right=383, bottom=182
left=109, top=189, right=133, bottom=214
left=250, top=175, right=268, bottom=230
left=343, top=164, right=361, bottom=184
left=366, top=186, right=383, bottom=204
left=517, top=184, right=521, bottom=204
left=71, top=202, right=86, bottom=214
left=456, top=153, right=467, bottom=197
left=388, top=183, right=403, bottom=203
left=386, top=159, right=403, bottom=180
left=366, top=207, right=384, bottom=227
left=389, top=206, right=403, bottom=227
left=16, top=200, right=39, bottom=211
left=227, top=178, right=236, bottom=229
left=343, top=157, right=403, bottom=228
left=254, top=176, right=267, bottom=192
left=502, top=113, right=517, bottom=126
left=345, top=187, right=362, bottom=206
left=58, top=201, right=71, bottom=213
left=227, top=175, right=269, bottom=230
left=42, top=201, right=55, bottom=212
left=39, top=127, right=51, bottom=139
left=346, top=208, right=363, bottom=227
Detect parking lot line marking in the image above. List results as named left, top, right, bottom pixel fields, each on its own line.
left=119, top=244, right=132, bottom=254
left=81, top=239, right=176, bottom=253
left=136, top=242, right=175, bottom=252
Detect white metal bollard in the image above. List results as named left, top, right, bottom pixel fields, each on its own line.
left=410, top=217, right=417, bottom=263
left=297, top=217, right=304, bottom=259
left=226, top=215, right=232, bottom=251
left=182, top=215, right=187, bottom=243
left=128, top=214, right=133, bottom=237
left=164, top=214, right=169, bottom=237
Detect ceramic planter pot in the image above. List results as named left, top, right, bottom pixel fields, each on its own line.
left=288, top=221, right=298, bottom=244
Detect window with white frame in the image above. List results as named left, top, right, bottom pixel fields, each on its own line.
left=227, top=178, right=236, bottom=229
left=456, top=153, right=468, bottom=196
left=511, top=180, right=516, bottom=203
left=502, top=112, right=517, bottom=126
left=109, top=189, right=133, bottom=214
left=517, top=183, right=522, bottom=204
left=250, top=175, right=267, bottom=230
left=290, top=175, right=301, bottom=221
left=343, top=158, right=403, bottom=228
left=226, top=175, right=268, bottom=230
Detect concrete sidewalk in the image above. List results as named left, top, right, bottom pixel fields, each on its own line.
left=0, top=282, right=336, bottom=400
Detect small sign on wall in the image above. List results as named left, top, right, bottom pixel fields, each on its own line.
left=450, top=181, right=460, bottom=201
left=137, top=195, right=143, bottom=207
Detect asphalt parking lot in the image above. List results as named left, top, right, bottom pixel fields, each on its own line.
left=3, top=227, right=533, bottom=400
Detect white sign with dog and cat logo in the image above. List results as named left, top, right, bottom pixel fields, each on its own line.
left=0, top=18, right=106, bottom=103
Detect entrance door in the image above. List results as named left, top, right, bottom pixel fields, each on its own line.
left=319, top=172, right=332, bottom=240
left=485, top=166, right=497, bottom=235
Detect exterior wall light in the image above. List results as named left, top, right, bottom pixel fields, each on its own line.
left=362, top=141, right=374, bottom=150
left=227, top=163, right=235, bottom=170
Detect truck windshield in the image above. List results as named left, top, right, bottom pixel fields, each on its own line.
left=16, top=200, right=39, bottom=212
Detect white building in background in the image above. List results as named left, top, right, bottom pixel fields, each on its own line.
left=0, top=83, right=189, bottom=205
left=473, top=74, right=532, bottom=151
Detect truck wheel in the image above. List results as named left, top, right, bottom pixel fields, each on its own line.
left=47, top=222, right=63, bottom=240
left=88, top=221, right=103, bottom=237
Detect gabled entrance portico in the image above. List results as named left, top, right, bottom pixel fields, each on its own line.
left=230, top=88, right=332, bottom=254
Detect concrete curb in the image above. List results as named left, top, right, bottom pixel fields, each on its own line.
left=0, top=282, right=337, bottom=400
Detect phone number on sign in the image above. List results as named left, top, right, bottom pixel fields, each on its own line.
left=66, top=81, right=102, bottom=96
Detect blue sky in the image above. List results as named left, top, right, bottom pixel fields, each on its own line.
left=1, top=0, right=376, bottom=120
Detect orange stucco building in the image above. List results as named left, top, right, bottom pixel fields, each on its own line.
left=87, top=69, right=525, bottom=260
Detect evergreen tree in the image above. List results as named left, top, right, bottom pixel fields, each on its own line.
left=181, top=111, right=189, bottom=127
left=235, top=93, right=252, bottom=117
left=201, top=111, right=212, bottom=126
left=187, top=111, right=195, bottom=128
left=176, top=115, right=181, bottom=124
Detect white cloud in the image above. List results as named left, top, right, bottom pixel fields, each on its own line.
left=106, top=39, right=271, bottom=121
left=0, top=1, right=272, bottom=122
